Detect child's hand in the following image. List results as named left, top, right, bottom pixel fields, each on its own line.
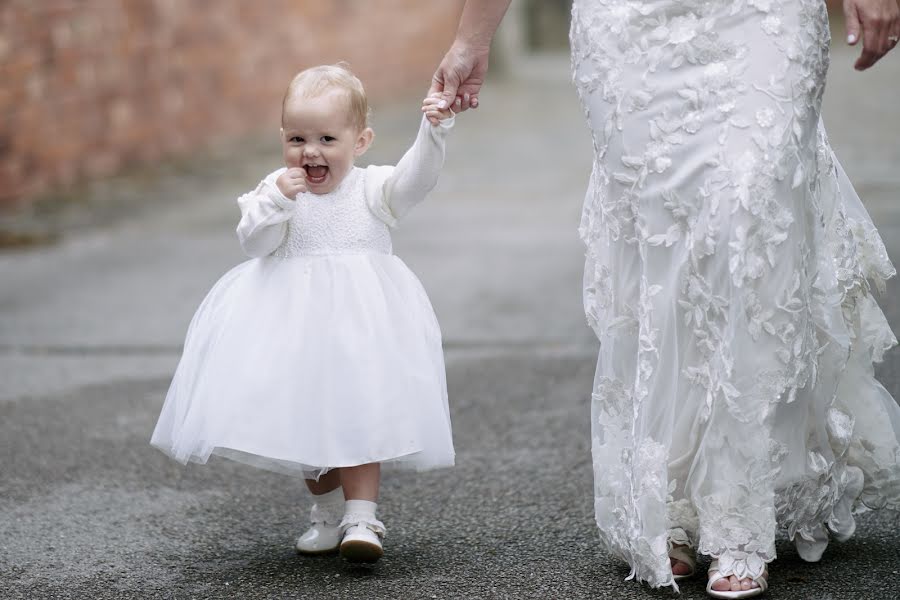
left=276, top=168, right=308, bottom=199
left=422, top=93, right=454, bottom=125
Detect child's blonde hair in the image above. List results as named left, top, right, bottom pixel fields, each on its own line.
left=282, top=63, right=369, bottom=131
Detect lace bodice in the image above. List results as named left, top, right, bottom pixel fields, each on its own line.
left=235, top=115, right=453, bottom=261
left=270, top=168, right=392, bottom=258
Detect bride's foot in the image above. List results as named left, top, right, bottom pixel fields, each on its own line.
left=709, top=573, right=767, bottom=592
left=668, top=528, right=696, bottom=581
left=707, top=560, right=768, bottom=599
left=669, top=543, right=696, bottom=579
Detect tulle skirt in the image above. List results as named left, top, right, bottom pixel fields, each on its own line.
left=151, top=253, right=454, bottom=477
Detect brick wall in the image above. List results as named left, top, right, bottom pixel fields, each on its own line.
left=0, top=0, right=464, bottom=207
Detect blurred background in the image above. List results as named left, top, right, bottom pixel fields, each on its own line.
left=0, top=0, right=855, bottom=232
left=0, top=0, right=467, bottom=223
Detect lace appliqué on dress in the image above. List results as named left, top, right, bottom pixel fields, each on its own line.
left=572, top=0, right=900, bottom=589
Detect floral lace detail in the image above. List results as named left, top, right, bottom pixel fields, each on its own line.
left=667, top=502, right=699, bottom=547
left=572, top=0, right=900, bottom=589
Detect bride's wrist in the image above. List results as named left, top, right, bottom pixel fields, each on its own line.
left=452, top=37, right=491, bottom=56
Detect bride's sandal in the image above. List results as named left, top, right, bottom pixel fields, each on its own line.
left=669, top=543, right=697, bottom=581
left=706, top=560, right=768, bottom=599
left=668, top=528, right=696, bottom=580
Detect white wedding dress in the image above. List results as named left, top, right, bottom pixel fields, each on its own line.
left=570, top=0, right=900, bottom=590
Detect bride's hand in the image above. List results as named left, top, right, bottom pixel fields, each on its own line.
left=844, top=0, right=900, bottom=70
left=428, top=41, right=491, bottom=114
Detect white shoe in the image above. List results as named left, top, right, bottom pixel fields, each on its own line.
left=339, top=517, right=385, bottom=563
left=706, top=560, right=768, bottom=599
left=295, top=522, right=342, bottom=554
left=669, top=544, right=697, bottom=581
left=668, top=528, right=696, bottom=581
left=794, top=524, right=829, bottom=563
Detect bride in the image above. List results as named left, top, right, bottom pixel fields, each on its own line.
left=427, top=1, right=900, bottom=597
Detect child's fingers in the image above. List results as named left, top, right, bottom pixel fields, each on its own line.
left=285, top=168, right=307, bottom=184
left=424, top=109, right=450, bottom=122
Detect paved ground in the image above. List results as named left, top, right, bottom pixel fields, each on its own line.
left=1, top=42, right=899, bottom=599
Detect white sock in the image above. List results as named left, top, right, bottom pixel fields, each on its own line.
left=344, top=499, right=377, bottom=522
left=310, top=487, right=344, bottom=525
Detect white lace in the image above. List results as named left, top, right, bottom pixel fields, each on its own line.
left=572, top=0, right=900, bottom=589
left=340, top=513, right=386, bottom=539
left=271, top=167, right=393, bottom=258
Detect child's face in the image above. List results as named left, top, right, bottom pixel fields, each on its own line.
left=281, top=89, right=373, bottom=195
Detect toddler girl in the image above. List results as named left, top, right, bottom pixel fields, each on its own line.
left=151, top=64, right=456, bottom=563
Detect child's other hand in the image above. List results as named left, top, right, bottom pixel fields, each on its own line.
left=422, top=93, right=454, bottom=125
left=276, top=168, right=308, bottom=199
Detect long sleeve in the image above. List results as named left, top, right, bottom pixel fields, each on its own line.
left=236, top=169, right=297, bottom=257
left=365, top=115, right=454, bottom=227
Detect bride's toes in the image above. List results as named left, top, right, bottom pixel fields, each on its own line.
left=670, top=557, right=692, bottom=576
left=712, top=574, right=753, bottom=592
left=711, top=575, right=734, bottom=592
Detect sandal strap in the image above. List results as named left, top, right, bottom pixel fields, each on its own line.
left=668, top=528, right=697, bottom=577
left=668, top=546, right=697, bottom=570
left=706, top=567, right=728, bottom=593
left=339, top=513, right=386, bottom=538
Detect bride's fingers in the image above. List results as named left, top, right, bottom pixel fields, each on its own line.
left=844, top=1, right=861, bottom=45
left=855, top=2, right=900, bottom=70
left=888, top=9, right=900, bottom=55
left=855, top=16, right=883, bottom=70
left=456, top=93, right=472, bottom=111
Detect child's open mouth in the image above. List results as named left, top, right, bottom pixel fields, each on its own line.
left=304, top=164, right=329, bottom=185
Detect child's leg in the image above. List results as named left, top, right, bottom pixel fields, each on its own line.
left=338, top=462, right=380, bottom=500
left=304, top=469, right=341, bottom=495
left=337, top=463, right=384, bottom=562
left=296, top=469, right=344, bottom=555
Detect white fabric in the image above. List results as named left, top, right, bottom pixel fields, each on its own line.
left=571, top=0, right=900, bottom=590
left=365, top=115, right=455, bottom=227
left=310, top=487, right=345, bottom=525
left=341, top=500, right=384, bottom=537
left=151, top=116, right=455, bottom=477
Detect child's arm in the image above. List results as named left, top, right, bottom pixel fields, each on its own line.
left=364, top=97, right=454, bottom=227
left=236, top=168, right=305, bottom=257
